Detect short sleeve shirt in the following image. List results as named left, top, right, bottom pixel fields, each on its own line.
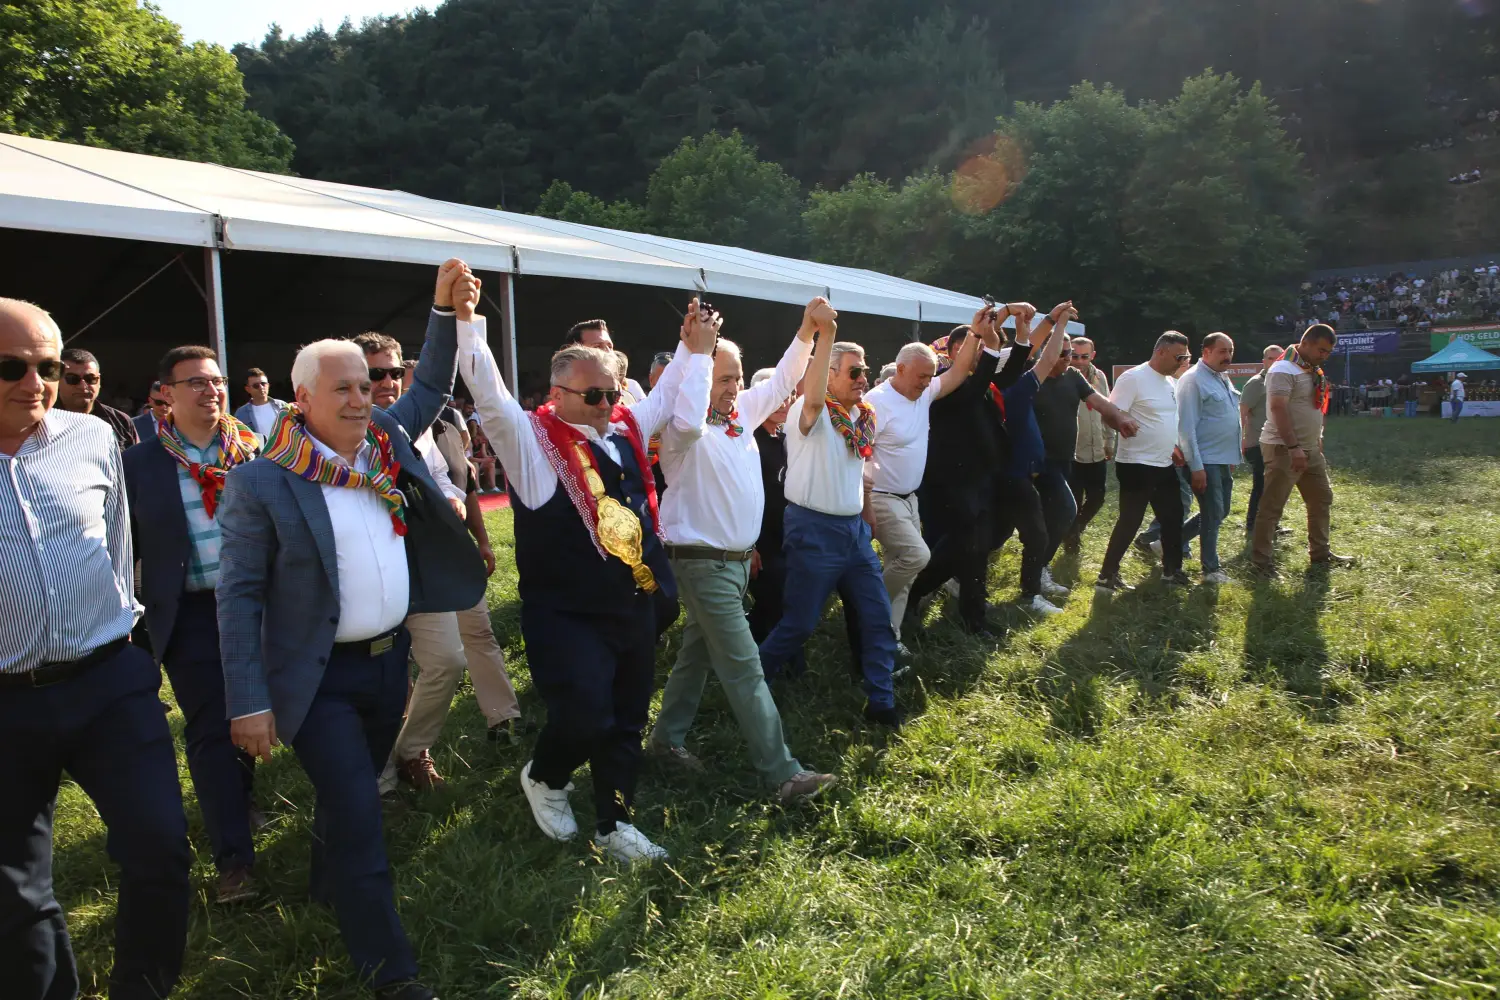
left=865, top=380, right=940, bottom=494
left=1240, top=372, right=1269, bottom=443
left=1110, top=363, right=1179, bottom=467
left=1260, top=359, right=1325, bottom=451
left=1032, top=367, right=1095, bottom=463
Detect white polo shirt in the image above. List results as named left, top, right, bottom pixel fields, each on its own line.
left=864, top=379, right=939, bottom=495
left=785, top=397, right=868, bottom=517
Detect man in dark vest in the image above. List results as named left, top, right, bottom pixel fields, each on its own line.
left=457, top=283, right=716, bottom=862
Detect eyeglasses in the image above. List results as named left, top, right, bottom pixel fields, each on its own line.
left=0, top=358, right=63, bottom=382
left=165, top=375, right=229, bottom=394
left=367, top=366, right=404, bottom=383
left=63, top=372, right=101, bottom=386
left=555, top=384, right=622, bottom=407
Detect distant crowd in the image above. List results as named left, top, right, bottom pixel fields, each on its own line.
left=1274, top=262, right=1500, bottom=333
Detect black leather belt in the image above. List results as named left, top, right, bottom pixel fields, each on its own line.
left=665, top=544, right=754, bottom=562
left=0, top=636, right=129, bottom=690
left=872, top=489, right=916, bottom=501
left=333, top=627, right=402, bottom=658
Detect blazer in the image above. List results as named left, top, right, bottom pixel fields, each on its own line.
left=133, top=411, right=159, bottom=442
left=233, top=398, right=289, bottom=441
left=123, top=437, right=209, bottom=663
left=215, top=309, right=487, bottom=741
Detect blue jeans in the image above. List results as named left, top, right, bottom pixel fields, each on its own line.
left=1036, top=460, right=1078, bottom=566
left=1196, top=464, right=1235, bottom=573
left=759, top=504, right=896, bottom=710
left=1451, top=400, right=1465, bottom=422
left=1404, top=398, right=1418, bottom=418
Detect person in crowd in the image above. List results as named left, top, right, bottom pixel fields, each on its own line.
left=1063, top=337, right=1114, bottom=552
left=1251, top=324, right=1356, bottom=578
left=135, top=382, right=170, bottom=442
left=1176, top=333, right=1241, bottom=584
left=1450, top=371, right=1467, bottom=421
left=876, top=362, right=897, bottom=386
left=756, top=315, right=909, bottom=726
left=863, top=332, right=984, bottom=650
left=1133, top=349, right=1198, bottom=563
left=905, top=305, right=1028, bottom=637
left=458, top=290, right=713, bottom=863
left=0, top=298, right=192, bottom=1000
left=646, top=351, right=677, bottom=494
left=649, top=351, right=674, bottom=391
left=1032, top=336, right=1137, bottom=585
left=1239, top=344, right=1284, bottom=539
left=125, top=344, right=264, bottom=904
left=746, top=369, right=794, bottom=647
left=56, top=346, right=139, bottom=451
left=233, top=367, right=289, bottom=442
left=217, top=259, right=484, bottom=1000
left=565, top=318, right=648, bottom=401
left=648, top=299, right=837, bottom=803
left=1096, top=332, right=1193, bottom=593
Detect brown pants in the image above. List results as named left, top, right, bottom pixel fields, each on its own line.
left=1251, top=443, right=1333, bottom=567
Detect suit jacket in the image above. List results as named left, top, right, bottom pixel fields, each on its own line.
left=123, top=437, right=207, bottom=663
left=133, top=411, right=159, bottom=442
left=215, top=309, right=486, bottom=740
left=233, top=398, right=289, bottom=441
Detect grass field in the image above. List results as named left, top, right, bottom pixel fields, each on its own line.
left=58, top=417, right=1500, bottom=999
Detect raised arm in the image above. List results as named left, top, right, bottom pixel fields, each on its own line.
left=631, top=299, right=717, bottom=439
left=1032, top=302, right=1076, bottom=381
left=389, top=259, right=466, bottom=440
left=797, top=298, right=839, bottom=435
left=934, top=304, right=995, bottom=399
left=737, top=301, right=818, bottom=427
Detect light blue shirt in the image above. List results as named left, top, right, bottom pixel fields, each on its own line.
left=175, top=438, right=223, bottom=592
left=1177, top=361, right=1242, bottom=472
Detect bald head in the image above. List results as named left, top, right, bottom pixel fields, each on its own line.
left=0, top=298, right=62, bottom=348
left=0, top=298, right=64, bottom=447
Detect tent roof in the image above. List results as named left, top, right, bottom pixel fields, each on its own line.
left=1411, top=337, right=1500, bottom=372
left=0, top=134, right=1036, bottom=328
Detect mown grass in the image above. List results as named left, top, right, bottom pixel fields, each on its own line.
left=58, top=416, right=1500, bottom=998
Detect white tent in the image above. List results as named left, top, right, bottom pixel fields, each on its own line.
left=0, top=133, right=1080, bottom=381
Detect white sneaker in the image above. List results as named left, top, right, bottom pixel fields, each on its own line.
left=1202, top=570, right=1232, bottom=585
left=1026, top=594, right=1065, bottom=616
left=942, top=578, right=962, bottom=598
left=1149, top=540, right=1163, bottom=559
left=520, top=760, right=577, bottom=841
left=1040, top=568, right=1070, bottom=599
left=595, top=822, right=668, bottom=862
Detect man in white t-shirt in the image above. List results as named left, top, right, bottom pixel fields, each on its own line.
left=231, top=367, right=287, bottom=442
left=1095, top=331, right=1191, bottom=593
left=1450, top=371, right=1467, bottom=421
left=758, top=318, right=905, bottom=727
left=863, top=315, right=990, bottom=647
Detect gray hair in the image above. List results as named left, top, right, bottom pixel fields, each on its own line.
left=292, top=339, right=366, bottom=393
left=750, top=367, right=775, bottom=387
left=829, top=341, right=865, bottom=371
left=894, top=342, right=938, bottom=368
left=551, top=344, right=616, bottom=385
left=878, top=363, right=897, bottom=383
left=714, top=337, right=742, bottom=361
left=1154, top=331, right=1189, bottom=351
left=1262, top=344, right=1284, bottom=360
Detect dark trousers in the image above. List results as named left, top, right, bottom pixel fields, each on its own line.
left=162, top=592, right=256, bottom=872
left=523, top=596, right=657, bottom=835
left=0, top=642, right=191, bottom=1000
left=758, top=504, right=896, bottom=710
left=1067, top=460, right=1109, bottom=540
left=290, top=631, right=416, bottom=988
left=910, top=482, right=994, bottom=632
left=1101, top=462, right=1184, bottom=578
left=993, top=475, right=1051, bottom=599
left=747, top=551, right=786, bottom=645
left=1036, top=460, right=1078, bottom=566
left=1243, top=445, right=1266, bottom=535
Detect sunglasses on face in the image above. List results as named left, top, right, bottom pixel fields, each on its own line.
left=150, top=398, right=169, bottom=408
left=839, top=366, right=870, bottom=381
left=1176, top=354, right=1192, bottom=362
left=367, top=366, right=404, bottom=383
left=63, top=372, right=100, bottom=386
left=166, top=375, right=229, bottom=394
left=555, top=384, right=622, bottom=407
left=0, top=358, right=64, bottom=382
left=1069, top=352, right=1091, bottom=359
left=247, top=381, right=269, bottom=389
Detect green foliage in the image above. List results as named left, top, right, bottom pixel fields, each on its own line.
left=0, top=0, right=293, bottom=171
left=804, top=171, right=961, bottom=285
left=645, top=131, right=805, bottom=254
left=535, top=179, right=653, bottom=233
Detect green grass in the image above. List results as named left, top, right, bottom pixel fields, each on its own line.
left=58, top=417, right=1500, bottom=998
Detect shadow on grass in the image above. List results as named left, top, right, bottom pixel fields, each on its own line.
left=1243, top=569, right=1340, bottom=720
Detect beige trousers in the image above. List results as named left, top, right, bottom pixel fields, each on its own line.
left=1251, top=443, right=1334, bottom=567
left=871, top=491, right=930, bottom=639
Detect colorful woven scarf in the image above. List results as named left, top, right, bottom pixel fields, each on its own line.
left=261, top=405, right=408, bottom=536
left=1284, top=346, right=1330, bottom=414
left=706, top=407, right=743, bottom=438
left=157, top=414, right=260, bottom=518
left=824, top=393, right=876, bottom=458
left=648, top=432, right=662, bottom=466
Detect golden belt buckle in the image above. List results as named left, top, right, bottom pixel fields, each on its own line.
left=370, top=634, right=395, bottom=656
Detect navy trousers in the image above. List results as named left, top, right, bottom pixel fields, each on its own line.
left=523, top=595, right=658, bottom=835
left=910, top=482, right=994, bottom=632
left=993, top=475, right=1050, bottom=599
left=759, top=504, right=896, bottom=710
left=290, top=631, right=416, bottom=988
left=1036, top=460, right=1079, bottom=567
left=0, top=642, right=191, bottom=1000
left=162, top=591, right=256, bottom=872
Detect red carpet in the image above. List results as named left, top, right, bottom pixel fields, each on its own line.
left=477, top=491, right=511, bottom=511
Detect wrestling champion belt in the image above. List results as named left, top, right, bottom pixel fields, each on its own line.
left=574, top=442, right=658, bottom=593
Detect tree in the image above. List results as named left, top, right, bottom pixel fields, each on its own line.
left=803, top=172, right=963, bottom=284
left=644, top=131, right=805, bottom=254
left=535, top=180, right=653, bottom=233
left=0, top=0, right=293, bottom=171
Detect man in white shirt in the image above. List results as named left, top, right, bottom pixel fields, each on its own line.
left=1450, top=371, right=1467, bottom=421
left=565, top=318, right=648, bottom=402
left=457, top=291, right=716, bottom=863
left=232, top=367, right=288, bottom=442
left=1095, top=331, right=1192, bottom=594
left=647, top=299, right=837, bottom=803
left=757, top=315, right=905, bottom=727
left=864, top=321, right=987, bottom=645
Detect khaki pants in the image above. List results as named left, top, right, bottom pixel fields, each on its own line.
left=1251, top=443, right=1333, bottom=567
left=871, top=491, right=929, bottom=639
left=379, top=598, right=519, bottom=792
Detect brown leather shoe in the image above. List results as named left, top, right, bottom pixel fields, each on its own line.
left=397, top=749, right=445, bottom=791
left=216, top=865, right=258, bottom=905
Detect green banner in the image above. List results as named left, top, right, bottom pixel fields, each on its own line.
left=1432, top=326, right=1500, bottom=352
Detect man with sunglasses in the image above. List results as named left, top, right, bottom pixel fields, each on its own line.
left=1095, top=332, right=1194, bottom=593
left=565, top=319, right=649, bottom=402
left=56, top=347, right=139, bottom=452
left=0, top=298, right=193, bottom=1000
left=233, top=367, right=288, bottom=443
left=1064, top=338, right=1115, bottom=552
left=457, top=291, right=715, bottom=863
left=134, top=382, right=169, bottom=443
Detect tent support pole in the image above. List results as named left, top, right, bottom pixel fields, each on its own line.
left=204, top=247, right=227, bottom=370
left=499, top=272, right=519, bottom=395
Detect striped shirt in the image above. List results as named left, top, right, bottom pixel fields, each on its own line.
left=176, top=438, right=222, bottom=591
left=0, top=409, right=139, bottom=673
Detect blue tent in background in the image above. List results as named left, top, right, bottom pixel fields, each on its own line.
left=1411, top=337, right=1500, bottom=372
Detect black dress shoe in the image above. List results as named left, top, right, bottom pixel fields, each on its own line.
left=375, top=981, right=438, bottom=1000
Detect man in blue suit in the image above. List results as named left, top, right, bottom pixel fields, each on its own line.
left=125, top=344, right=264, bottom=906
left=133, top=382, right=168, bottom=442
left=216, top=259, right=486, bottom=1000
